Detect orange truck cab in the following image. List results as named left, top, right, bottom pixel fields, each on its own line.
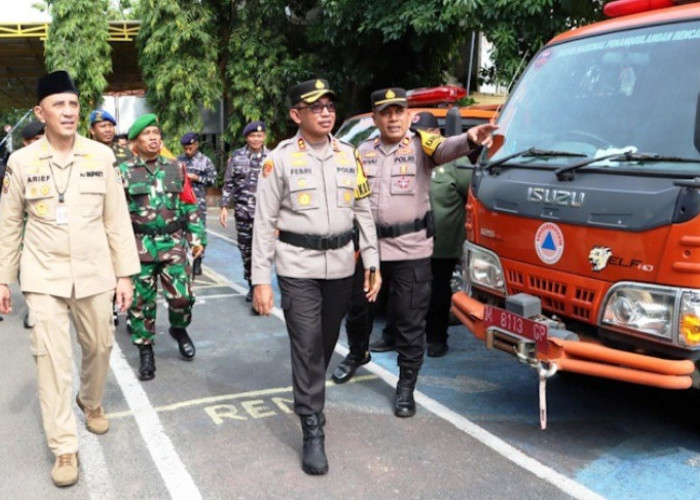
left=452, top=0, right=700, bottom=406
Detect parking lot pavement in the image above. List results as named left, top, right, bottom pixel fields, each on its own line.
left=2, top=210, right=698, bottom=499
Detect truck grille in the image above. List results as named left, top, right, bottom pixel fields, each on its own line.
left=505, top=263, right=603, bottom=323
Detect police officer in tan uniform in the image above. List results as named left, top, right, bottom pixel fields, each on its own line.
left=252, top=78, right=381, bottom=475
left=0, top=71, right=140, bottom=488
left=331, top=88, right=496, bottom=418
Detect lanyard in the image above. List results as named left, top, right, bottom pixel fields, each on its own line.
left=47, top=160, right=74, bottom=204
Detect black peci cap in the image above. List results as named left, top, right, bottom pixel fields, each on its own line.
left=37, top=70, right=79, bottom=104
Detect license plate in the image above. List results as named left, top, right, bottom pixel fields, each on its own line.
left=483, top=305, right=549, bottom=353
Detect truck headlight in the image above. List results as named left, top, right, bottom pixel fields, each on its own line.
left=601, top=285, right=675, bottom=340
left=679, top=291, right=700, bottom=347
left=465, top=243, right=505, bottom=294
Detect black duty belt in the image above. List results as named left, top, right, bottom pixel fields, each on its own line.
left=132, top=220, right=186, bottom=236
left=376, top=211, right=433, bottom=239
left=278, top=230, right=354, bottom=250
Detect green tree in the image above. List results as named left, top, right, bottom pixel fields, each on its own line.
left=215, top=0, right=315, bottom=141
left=43, top=0, right=113, bottom=128
left=136, top=0, right=221, bottom=149
left=472, top=0, right=606, bottom=86
left=312, top=0, right=477, bottom=114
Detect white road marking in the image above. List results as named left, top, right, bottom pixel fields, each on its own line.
left=106, top=375, right=379, bottom=419
left=333, top=348, right=604, bottom=500
left=206, top=230, right=606, bottom=500
left=206, top=228, right=238, bottom=246
left=109, top=342, right=202, bottom=500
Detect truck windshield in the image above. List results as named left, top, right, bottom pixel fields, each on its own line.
left=492, top=19, right=700, bottom=174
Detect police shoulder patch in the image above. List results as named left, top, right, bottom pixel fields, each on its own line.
left=262, top=158, right=274, bottom=178
left=416, top=129, right=445, bottom=157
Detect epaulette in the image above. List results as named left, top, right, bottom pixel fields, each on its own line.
left=353, top=149, right=370, bottom=200
left=416, top=129, right=445, bottom=158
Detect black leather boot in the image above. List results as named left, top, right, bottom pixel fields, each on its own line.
left=331, top=351, right=371, bottom=384
left=192, top=256, right=203, bottom=276
left=300, top=413, right=328, bottom=475
left=169, top=327, right=196, bottom=360
left=394, top=367, right=419, bottom=418
left=138, top=344, right=156, bottom=381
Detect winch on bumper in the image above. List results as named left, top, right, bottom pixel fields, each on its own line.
left=452, top=291, right=695, bottom=390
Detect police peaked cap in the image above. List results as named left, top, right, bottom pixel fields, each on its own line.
left=242, top=121, right=265, bottom=137
left=21, top=121, right=45, bottom=141
left=37, top=70, right=79, bottom=104
left=89, top=109, right=117, bottom=126
left=287, top=79, right=335, bottom=106
left=128, top=113, right=159, bottom=140
left=411, top=111, right=439, bottom=130
left=371, top=87, right=407, bottom=111
left=180, top=132, right=199, bottom=145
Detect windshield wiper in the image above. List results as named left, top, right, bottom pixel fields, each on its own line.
left=555, top=151, right=700, bottom=181
left=482, top=147, right=587, bottom=173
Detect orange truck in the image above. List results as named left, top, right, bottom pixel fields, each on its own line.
left=452, top=0, right=700, bottom=410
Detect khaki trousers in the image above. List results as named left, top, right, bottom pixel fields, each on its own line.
left=24, top=290, right=114, bottom=456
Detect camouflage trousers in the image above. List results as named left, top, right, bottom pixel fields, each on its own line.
left=235, top=216, right=253, bottom=282
left=129, top=261, right=195, bottom=344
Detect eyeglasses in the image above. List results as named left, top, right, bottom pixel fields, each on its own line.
left=295, top=101, right=336, bottom=114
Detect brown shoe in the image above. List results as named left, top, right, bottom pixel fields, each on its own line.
left=76, top=395, right=110, bottom=434
left=51, top=453, right=78, bottom=487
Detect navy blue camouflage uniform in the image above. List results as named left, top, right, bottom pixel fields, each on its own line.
left=220, top=145, right=269, bottom=282
left=177, top=151, right=217, bottom=229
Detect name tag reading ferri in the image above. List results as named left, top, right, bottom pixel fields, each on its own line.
left=56, top=205, right=68, bottom=225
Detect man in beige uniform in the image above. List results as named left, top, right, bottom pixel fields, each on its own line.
left=332, top=88, right=496, bottom=418
left=0, top=71, right=140, bottom=487
left=252, top=78, right=381, bottom=475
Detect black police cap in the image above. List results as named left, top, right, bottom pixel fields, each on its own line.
left=21, top=121, right=45, bottom=141
left=411, top=111, right=439, bottom=130
left=371, top=87, right=407, bottom=111
left=287, top=79, right=335, bottom=106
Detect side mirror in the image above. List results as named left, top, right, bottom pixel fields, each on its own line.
left=445, top=106, right=462, bottom=137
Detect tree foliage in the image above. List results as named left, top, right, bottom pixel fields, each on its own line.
left=470, top=0, right=606, bottom=86
left=136, top=0, right=221, bottom=149
left=44, top=0, right=112, bottom=128
left=214, top=0, right=315, bottom=141
left=311, top=0, right=476, bottom=114
left=27, top=0, right=607, bottom=155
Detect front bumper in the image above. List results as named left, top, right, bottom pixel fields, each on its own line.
left=451, top=291, right=695, bottom=390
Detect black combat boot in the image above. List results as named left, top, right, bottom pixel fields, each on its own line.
left=394, top=367, right=419, bottom=418
left=300, top=413, right=328, bottom=475
left=169, top=327, right=196, bottom=360
left=192, top=256, right=203, bottom=276
left=138, top=344, right=156, bottom=381
left=331, top=351, right=371, bottom=384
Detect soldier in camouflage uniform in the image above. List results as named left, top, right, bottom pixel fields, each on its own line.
left=177, top=132, right=216, bottom=276
left=118, top=114, right=207, bottom=381
left=219, top=120, right=268, bottom=301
